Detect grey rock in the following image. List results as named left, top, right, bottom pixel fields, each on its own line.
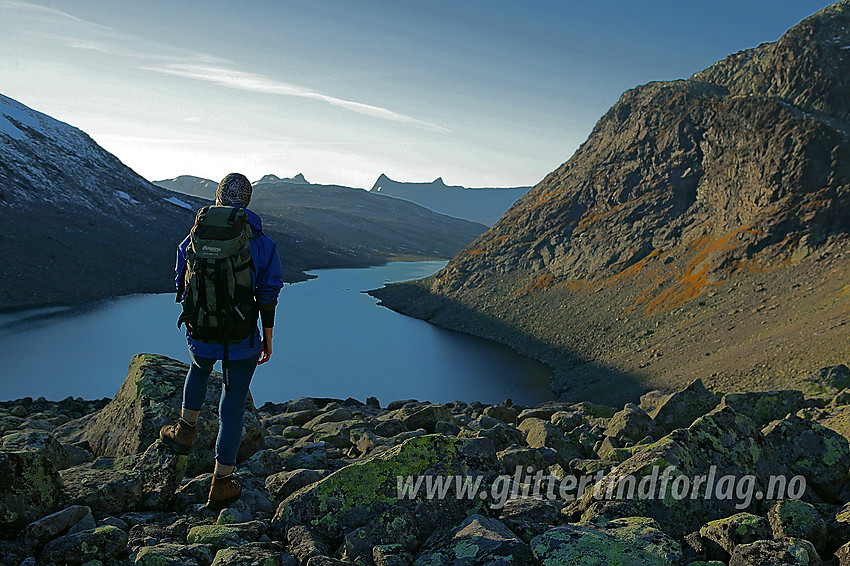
left=41, top=525, right=128, bottom=566
left=0, top=450, right=62, bottom=529
left=266, top=469, right=327, bottom=502
left=20, top=505, right=91, bottom=548
left=413, top=514, right=532, bottom=566
left=66, top=511, right=97, bottom=535
left=286, top=525, right=330, bottom=565
left=728, top=539, right=822, bottom=566
left=649, top=379, right=720, bottom=433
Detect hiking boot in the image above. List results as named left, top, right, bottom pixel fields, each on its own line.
left=206, top=473, right=242, bottom=509
left=158, top=418, right=196, bottom=455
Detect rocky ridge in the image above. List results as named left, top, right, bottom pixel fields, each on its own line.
left=2, top=354, right=850, bottom=564
left=369, top=1, right=850, bottom=405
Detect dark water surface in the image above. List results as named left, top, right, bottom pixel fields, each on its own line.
left=0, top=261, right=554, bottom=406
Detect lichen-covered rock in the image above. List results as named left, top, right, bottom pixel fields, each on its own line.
left=0, top=450, right=62, bottom=529
left=836, top=540, right=850, bottom=566
left=278, top=442, right=329, bottom=471
left=186, top=521, right=266, bottom=551
left=60, top=440, right=185, bottom=513
left=412, top=514, right=532, bottom=565
left=341, top=507, right=419, bottom=564
left=0, top=429, right=69, bottom=470
left=698, top=512, right=771, bottom=555
left=648, top=379, right=720, bottom=434
left=40, top=525, right=128, bottom=566
left=20, top=504, right=91, bottom=548
left=718, top=390, right=807, bottom=428
left=273, top=434, right=493, bottom=541
left=133, top=542, right=213, bottom=566
left=728, top=538, right=822, bottom=566
left=518, top=418, right=582, bottom=463
left=530, top=517, right=682, bottom=565
left=211, top=543, right=293, bottom=566
left=84, top=354, right=264, bottom=476
left=604, top=403, right=662, bottom=443
left=767, top=499, right=828, bottom=553
left=573, top=406, right=803, bottom=538
left=762, top=413, right=850, bottom=501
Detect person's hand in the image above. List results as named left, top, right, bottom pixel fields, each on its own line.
left=258, top=327, right=273, bottom=365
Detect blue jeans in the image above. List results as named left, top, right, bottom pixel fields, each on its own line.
left=182, top=350, right=261, bottom=467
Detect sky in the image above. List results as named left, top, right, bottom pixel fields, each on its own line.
left=0, top=1, right=837, bottom=189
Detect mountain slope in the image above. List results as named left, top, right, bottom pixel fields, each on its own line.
left=371, top=1, right=850, bottom=405
left=157, top=175, right=487, bottom=277
left=0, top=93, right=207, bottom=309
left=369, top=174, right=531, bottom=225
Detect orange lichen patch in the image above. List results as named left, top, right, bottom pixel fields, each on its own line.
left=840, top=285, right=850, bottom=297
left=516, top=273, right=556, bottom=297
left=563, top=279, right=591, bottom=292
left=634, top=227, right=756, bottom=313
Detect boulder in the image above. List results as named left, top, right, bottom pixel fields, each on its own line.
left=412, top=514, right=532, bottom=565
left=379, top=404, right=454, bottom=434
left=717, top=390, right=807, bottom=428
left=40, top=525, right=128, bottom=566
left=286, top=525, right=330, bottom=565
left=762, top=413, right=850, bottom=501
left=698, top=512, right=771, bottom=556
left=530, top=517, right=682, bottom=565
left=20, top=504, right=91, bottom=548
left=573, top=407, right=805, bottom=538
left=273, top=434, right=494, bottom=542
left=84, top=354, right=265, bottom=476
left=60, top=440, right=185, bottom=513
left=728, top=539, right=822, bottom=566
left=518, top=418, right=582, bottom=463
left=278, top=441, right=328, bottom=471
left=767, top=499, right=828, bottom=553
left=186, top=521, right=266, bottom=551
left=604, top=403, right=662, bottom=443
left=483, top=405, right=518, bottom=424
left=266, top=469, right=327, bottom=502
left=649, top=379, right=720, bottom=433
left=211, top=544, right=294, bottom=566
left=0, top=429, right=69, bottom=470
left=0, top=450, right=62, bottom=529
left=340, top=507, right=419, bottom=564
left=498, top=497, right=564, bottom=542
left=133, top=543, right=213, bottom=566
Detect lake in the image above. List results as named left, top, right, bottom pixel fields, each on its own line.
left=0, top=261, right=555, bottom=406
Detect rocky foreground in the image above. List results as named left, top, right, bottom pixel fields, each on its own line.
left=2, top=355, right=850, bottom=565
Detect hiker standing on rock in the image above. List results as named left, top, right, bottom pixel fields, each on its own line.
left=160, top=172, right=283, bottom=509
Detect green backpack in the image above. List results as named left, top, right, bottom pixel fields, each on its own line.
left=177, top=206, right=258, bottom=388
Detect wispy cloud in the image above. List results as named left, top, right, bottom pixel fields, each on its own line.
left=4, top=0, right=449, bottom=134
left=143, top=63, right=450, bottom=133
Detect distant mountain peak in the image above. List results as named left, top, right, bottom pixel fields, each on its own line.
left=254, top=173, right=309, bottom=186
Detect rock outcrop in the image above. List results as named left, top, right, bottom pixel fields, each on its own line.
left=84, top=353, right=265, bottom=476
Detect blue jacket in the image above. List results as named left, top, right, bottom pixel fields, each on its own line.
left=176, top=207, right=284, bottom=360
